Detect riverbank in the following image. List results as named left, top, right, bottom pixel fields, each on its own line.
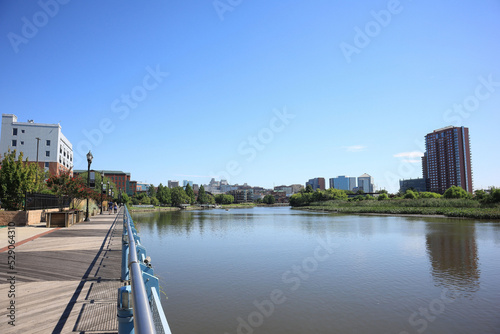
left=128, top=206, right=180, bottom=212
left=294, top=200, right=500, bottom=220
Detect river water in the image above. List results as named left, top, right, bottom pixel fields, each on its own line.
left=131, top=207, right=500, bottom=334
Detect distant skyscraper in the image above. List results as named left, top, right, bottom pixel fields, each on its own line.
left=422, top=126, right=473, bottom=194
left=330, top=176, right=356, bottom=191
left=357, top=173, right=374, bottom=193
left=168, top=180, right=179, bottom=188
left=306, top=177, right=325, bottom=191
left=183, top=180, right=193, bottom=188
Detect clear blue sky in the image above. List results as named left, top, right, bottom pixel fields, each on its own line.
left=1, top=0, right=499, bottom=192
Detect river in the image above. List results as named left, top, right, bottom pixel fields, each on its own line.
left=131, top=207, right=500, bottom=334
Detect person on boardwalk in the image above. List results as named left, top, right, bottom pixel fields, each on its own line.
left=114, top=203, right=118, bottom=213
left=108, top=201, right=113, bottom=214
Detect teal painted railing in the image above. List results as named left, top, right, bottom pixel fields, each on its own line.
left=118, top=206, right=172, bottom=334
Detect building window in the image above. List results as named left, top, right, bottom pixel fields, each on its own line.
left=46, top=151, right=50, bottom=157
left=20, top=141, right=24, bottom=145
left=44, top=162, right=49, bottom=168
left=21, top=129, right=25, bottom=133
left=46, top=140, right=51, bottom=146
left=13, top=128, right=18, bottom=135
left=11, top=140, right=17, bottom=147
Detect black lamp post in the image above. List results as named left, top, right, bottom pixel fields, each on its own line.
left=100, top=172, right=104, bottom=214
left=85, top=151, right=93, bottom=221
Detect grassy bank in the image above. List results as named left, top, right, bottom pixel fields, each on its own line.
left=220, top=203, right=257, bottom=209
left=297, top=199, right=500, bottom=220
left=128, top=205, right=180, bottom=212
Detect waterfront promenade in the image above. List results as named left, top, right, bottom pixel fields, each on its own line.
left=0, top=210, right=123, bottom=333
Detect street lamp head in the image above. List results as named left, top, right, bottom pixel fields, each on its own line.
left=86, top=151, right=93, bottom=164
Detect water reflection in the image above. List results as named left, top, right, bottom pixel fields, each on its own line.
left=425, top=221, right=480, bottom=296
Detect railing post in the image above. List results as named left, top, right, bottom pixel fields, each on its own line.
left=117, top=286, right=134, bottom=334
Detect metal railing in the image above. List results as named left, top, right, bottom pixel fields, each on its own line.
left=119, top=206, right=172, bottom=334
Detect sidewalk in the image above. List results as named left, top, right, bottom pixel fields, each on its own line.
left=0, top=209, right=123, bottom=334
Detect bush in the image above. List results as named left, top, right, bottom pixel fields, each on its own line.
left=404, top=190, right=417, bottom=199
left=263, top=194, right=276, bottom=204
left=378, top=193, right=389, bottom=201
left=419, top=192, right=442, bottom=199
left=443, top=186, right=471, bottom=199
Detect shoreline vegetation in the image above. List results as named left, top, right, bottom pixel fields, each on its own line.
left=292, top=199, right=500, bottom=220
left=289, top=186, right=500, bottom=220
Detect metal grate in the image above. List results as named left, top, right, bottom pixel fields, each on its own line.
left=150, top=287, right=172, bottom=334
left=74, top=303, right=117, bottom=332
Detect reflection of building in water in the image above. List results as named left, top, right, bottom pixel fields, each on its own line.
left=425, top=223, right=480, bottom=295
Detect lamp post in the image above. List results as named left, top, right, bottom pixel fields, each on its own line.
left=85, top=151, right=93, bottom=221
left=100, top=172, right=104, bottom=214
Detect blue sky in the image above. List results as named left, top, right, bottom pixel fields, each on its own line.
left=1, top=0, right=499, bottom=193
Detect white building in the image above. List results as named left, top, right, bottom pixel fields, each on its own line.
left=358, top=173, right=374, bottom=193
left=0, top=114, right=73, bottom=175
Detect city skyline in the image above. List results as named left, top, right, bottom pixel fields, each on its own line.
left=1, top=1, right=499, bottom=193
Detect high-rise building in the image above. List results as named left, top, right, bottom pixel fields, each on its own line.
left=306, top=177, right=325, bottom=191
left=183, top=180, right=193, bottom=188
left=168, top=180, right=179, bottom=188
left=358, top=173, right=374, bottom=193
left=330, top=176, right=356, bottom=191
left=422, top=126, right=473, bottom=194
left=0, top=114, right=73, bottom=176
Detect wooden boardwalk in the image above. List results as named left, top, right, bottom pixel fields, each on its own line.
left=0, top=209, right=124, bottom=334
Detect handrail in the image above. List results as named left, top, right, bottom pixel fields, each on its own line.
left=126, top=213, right=157, bottom=334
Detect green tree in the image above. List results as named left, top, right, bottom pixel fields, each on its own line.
left=0, top=150, right=25, bottom=210
left=263, top=194, right=276, bottom=204
left=156, top=184, right=172, bottom=205
left=150, top=196, right=159, bottom=206
left=197, top=185, right=208, bottom=204
left=443, top=186, right=471, bottom=199
left=215, top=194, right=234, bottom=204
left=185, top=183, right=195, bottom=204
left=171, top=187, right=189, bottom=206
left=305, top=184, right=314, bottom=193
left=404, top=189, right=417, bottom=199
left=148, top=184, right=156, bottom=198
left=419, top=192, right=442, bottom=199
left=207, top=194, right=216, bottom=205
left=121, top=193, right=130, bottom=204
left=326, top=188, right=348, bottom=200
left=378, top=193, right=389, bottom=200
left=289, top=192, right=312, bottom=206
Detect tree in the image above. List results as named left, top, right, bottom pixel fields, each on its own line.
left=215, top=194, right=234, bottom=204
left=419, top=192, right=441, bottom=199
left=443, top=186, right=471, bottom=199
left=150, top=196, right=160, bottom=206
left=121, top=193, right=130, bottom=204
left=197, top=185, right=208, bottom=204
left=263, top=194, right=276, bottom=204
left=171, top=187, right=190, bottom=206
left=378, top=193, right=389, bottom=200
left=404, top=190, right=417, bottom=199
left=325, top=188, right=348, bottom=200
left=289, top=192, right=312, bottom=206
left=185, top=183, right=195, bottom=204
left=157, top=184, right=172, bottom=205
left=46, top=171, right=98, bottom=210
left=305, top=184, right=314, bottom=193
left=148, top=184, right=156, bottom=198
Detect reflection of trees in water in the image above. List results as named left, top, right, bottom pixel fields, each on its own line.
left=425, top=222, right=480, bottom=297
left=132, top=210, right=257, bottom=237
